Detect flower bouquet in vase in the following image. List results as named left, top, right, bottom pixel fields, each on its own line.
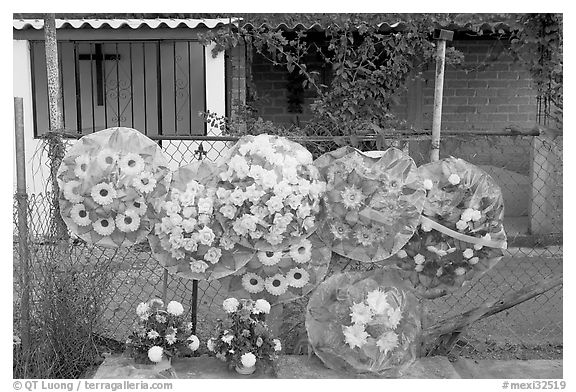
left=57, top=127, right=171, bottom=247
left=388, top=157, right=507, bottom=296
left=207, top=298, right=282, bottom=375
left=314, top=146, right=426, bottom=262
left=149, top=159, right=255, bottom=280
left=126, top=298, right=200, bottom=369
left=305, top=268, right=422, bottom=377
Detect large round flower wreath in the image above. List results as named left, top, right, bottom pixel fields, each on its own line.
left=213, top=134, right=327, bottom=251
left=314, top=147, right=426, bottom=263
left=148, top=160, right=255, bottom=281
left=220, top=232, right=331, bottom=305
left=57, top=127, right=171, bottom=247
left=305, top=268, right=422, bottom=377
left=388, top=157, right=507, bottom=295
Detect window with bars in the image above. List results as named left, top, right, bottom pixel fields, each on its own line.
left=30, top=40, right=207, bottom=138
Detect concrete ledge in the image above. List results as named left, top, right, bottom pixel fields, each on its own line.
left=452, top=358, right=563, bottom=379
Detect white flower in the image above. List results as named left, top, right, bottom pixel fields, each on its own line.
left=70, top=203, right=91, bottom=226
left=207, top=338, right=215, bottom=352
left=396, top=249, right=407, bottom=259
left=468, top=257, right=480, bottom=265
left=164, top=200, right=181, bottom=215
left=179, top=191, right=196, bottom=207
left=242, top=273, right=265, bottom=294
left=421, top=221, right=433, bottom=232
left=474, top=243, right=484, bottom=250
left=74, top=154, right=91, bottom=179
left=461, top=208, right=475, bottom=222
left=219, top=204, right=237, bottom=219
left=204, top=247, right=222, bottom=264
left=147, top=346, right=164, bottom=363
left=296, top=203, right=312, bottom=219
left=264, top=274, right=288, bottom=296
left=456, top=220, right=468, bottom=231
left=90, top=183, right=116, bottom=206
left=147, top=330, right=160, bottom=340
left=415, top=264, right=424, bottom=272
left=463, top=248, right=474, bottom=259
left=119, top=153, right=145, bottom=176
left=155, top=315, right=167, bottom=323
left=181, top=219, right=197, bottom=233
left=454, top=267, right=467, bottom=276
left=350, top=302, right=373, bottom=325
left=63, top=180, right=84, bottom=204
left=216, top=187, right=232, bottom=202
left=436, top=267, right=444, bottom=277
left=302, top=216, right=315, bottom=232
left=422, top=179, right=434, bottom=190
left=341, top=185, right=364, bottom=209
left=261, top=170, right=278, bottom=189
left=253, top=299, right=271, bottom=315
left=273, top=181, right=293, bottom=199
left=366, top=289, right=391, bottom=315
left=376, top=331, right=399, bottom=355
left=96, top=148, right=118, bottom=169
left=286, top=267, right=310, bottom=288
left=240, top=352, right=257, bottom=368
left=273, top=339, right=282, bottom=352
left=289, top=238, right=312, bottom=264
left=93, top=217, right=115, bottom=236
left=189, top=259, right=209, bottom=274
left=266, top=195, right=285, bottom=214
left=129, top=198, right=148, bottom=216
left=448, top=173, right=461, bottom=185
left=115, top=210, right=140, bottom=233
left=182, top=206, right=197, bottom=219
left=197, top=197, right=214, bottom=214
left=286, top=194, right=304, bottom=210
left=165, top=334, right=177, bottom=345
left=228, top=188, right=246, bottom=207
left=229, top=155, right=250, bottom=179
left=257, top=251, right=282, bottom=266
left=223, top=298, right=240, bottom=313
left=221, top=334, right=234, bottom=344
left=330, top=221, right=350, bottom=240
left=136, top=302, right=150, bottom=317
left=133, top=171, right=157, bottom=194
left=187, top=335, right=200, bottom=351
left=342, top=323, right=369, bottom=349
left=386, top=308, right=403, bottom=330
left=264, top=232, right=284, bottom=246
left=167, top=301, right=184, bottom=316
left=197, top=226, right=216, bottom=246
left=219, top=235, right=236, bottom=251
left=244, top=184, right=265, bottom=203
left=413, top=254, right=425, bottom=265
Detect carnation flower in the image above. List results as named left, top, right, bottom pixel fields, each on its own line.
left=396, top=249, right=407, bottom=259
left=189, top=259, right=209, bottom=274
left=240, top=352, right=257, bottom=368
left=63, top=180, right=84, bottom=204
left=296, top=203, right=312, bottom=219
left=253, top=299, right=271, bottom=315
left=96, top=148, right=118, bottom=169
left=129, top=197, right=148, bottom=216
left=115, top=210, right=140, bottom=232
left=342, top=323, right=369, bottom=349
left=119, top=153, right=145, bottom=176
left=197, top=226, right=216, bottom=246
left=286, top=267, right=310, bottom=288
left=366, top=289, right=391, bottom=315
left=468, top=257, right=480, bottom=265
left=219, top=204, right=237, bottom=219
left=462, top=248, right=474, bottom=259
left=241, top=273, right=265, bottom=294
left=456, top=220, right=469, bottom=231
left=147, top=330, right=160, bottom=339
left=197, top=197, right=214, bottom=214
left=229, top=155, right=250, bottom=178
left=413, top=254, right=425, bottom=265
left=219, top=235, right=236, bottom=251
left=133, top=171, right=157, bottom=194
left=289, top=238, right=312, bottom=264
left=167, top=301, right=184, bottom=316
left=454, top=267, right=467, bottom=276
left=164, top=200, right=181, bottom=215
left=90, top=182, right=117, bottom=206
left=70, top=203, right=91, bottom=226
left=93, top=217, right=115, bottom=236
left=273, top=339, right=282, bottom=352
left=223, top=298, right=240, bottom=313
left=257, top=251, right=282, bottom=266
left=376, top=331, right=399, bottom=355
left=74, top=154, right=91, bottom=179
left=448, top=173, right=461, bottom=185
left=422, top=179, right=433, bottom=190
left=147, top=346, right=164, bottom=363
left=266, top=195, right=285, bottom=214
left=350, top=302, right=373, bottom=325
left=204, top=247, right=222, bottom=264
left=261, top=170, right=278, bottom=189
left=187, top=335, right=200, bottom=351
left=264, top=274, right=288, bottom=296
left=330, top=221, right=350, bottom=240
left=341, top=185, right=365, bottom=210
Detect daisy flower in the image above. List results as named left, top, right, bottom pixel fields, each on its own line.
left=340, top=185, right=365, bottom=210
left=256, top=251, right=282, bottom=266
left=128, top=197, right=148, bottom=216
left=366, top=289, right=391, bottom=315
left=286, top=267, right=310, bottom=288
left=70, top=203, right=91, bottom=226
left=96, top=148, right=118, bottom=169
left=92, top=217, right=115, bottom=236
left=133, top=171, right=157, bottom=194
left=63, top=180, right=84, bottom=204
left=241, top=273, right=265, bottom=294
left=74, top=154, right=91, bottom=179
left=264, top=274, right=288, bottom=296
left=119, top=153, right=145, bottom=176
left=350, top=302, right=373, bottom=325
left=355, top=226, right=376, bottom=246
left=115, top=210, right=140, bottom=232
left=342, top=323, right=369, bottom=349
left=376, top=331, right=399, bottom=355
left=289, top=238, right=312, bottom=264
left=90, top=183, right=117, bottom=206
left=330, top=221, right=350, bottom=240
left=165, top=334, right=177, bottom=345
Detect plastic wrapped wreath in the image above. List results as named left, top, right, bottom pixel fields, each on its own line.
left=57, top=127, right=171, bottom=247
left=213, top=134, right=327, bottom=251
left=389, top=157, right=507, bottom=294
left=149, top=160, right=254, bottom=281
left=221, top=232, right=331, bottom=304
left=306, top=268, right=422, bottom=377
left=314, top=147, right=426, bottom=263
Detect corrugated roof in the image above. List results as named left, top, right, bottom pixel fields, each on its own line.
left=13, top=18, right=237, bottom=30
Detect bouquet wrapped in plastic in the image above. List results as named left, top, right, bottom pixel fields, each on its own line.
left=389, top=157, right=507, bottom=294
left=149, top=160, right=254, bottom=280
left=213, top=134, right=327, bottom=251
left=57, top=127, right=171, bottom=247
left=221, top=232, right=331, bottom=304
left=305, top=268, right=422, bottom=377
left=314, top=147, right=426, bottom=263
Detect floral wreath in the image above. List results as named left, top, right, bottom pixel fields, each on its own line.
left=57, top=127, right=171, bottom=247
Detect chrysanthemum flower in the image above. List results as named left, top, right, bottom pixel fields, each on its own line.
left=119, top=153, right=145, bottom=176
left=253, top=299, right=271, bottom=314
left=165, top=334, right=177, bottom=345
left=256, top=251, right=282, bottom=266
left=241, top=273, right=265, bottom=294
left=349, top=302, right=373, bottom=325
left=355, top=226, right=376, bottom=246
left=366, top=289, right=391, bottom=315
left=240, top=352, right=257, bottom=368
left=147, top=346, right=163, bottom=363
left=264, top=274, right=288, bottom=296
left=129, top=197, right=148, bottom=216
left=340, top=185, right=365, bottom=210
left=92, top=217, right=115, bottom=236
left=376, top=331, right=399, bottom=355
left=187, top=335, right=200, bottom=351
left=289, top=238, right=312, bottom=264
left=63, top=180, right=84, bottom=204
left=96, top=148, right=118, bottom=169
left=133, top=171, right=157, bottom=194
left=70, top=203, right=91, bottom=226
left=342, top=323, right=369, bottom=349
left=115, top=210, right=140, bottom=232
left=90, top=183, right=117, bottom=206
left=286, top=267, right=310, bottom=288
left=74, top=154, right=91, bottom=179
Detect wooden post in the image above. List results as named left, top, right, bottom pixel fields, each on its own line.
left=429, top=29, right=453, bottom=163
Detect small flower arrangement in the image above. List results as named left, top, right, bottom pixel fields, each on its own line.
left=213, top=134, right=327, bottom=251
left=207, top=298, right=281, bottom=373
left=392, top=157, right=507, bottom=293
left=314, top=146, right=425, bottom=263
left=57, top=127, right=171, bottom=247
left=126, top=298, right=200, bottom=364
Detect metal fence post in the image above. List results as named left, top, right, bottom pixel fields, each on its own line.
left=14, top=97, right=31, bottom=355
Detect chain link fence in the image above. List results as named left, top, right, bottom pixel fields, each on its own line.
left=13, top=126, right=562, bottom=378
